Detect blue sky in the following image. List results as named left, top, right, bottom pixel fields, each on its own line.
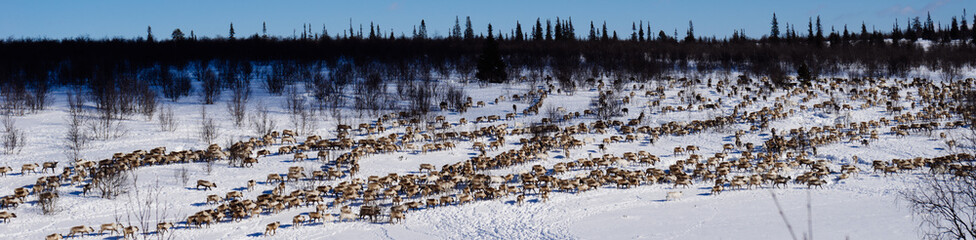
left=1, top=0, right=973, bottom=40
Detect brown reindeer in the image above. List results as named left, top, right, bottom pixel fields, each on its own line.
left=196, top=180, right=217, bottom=190
left=68, top=225, right=94, bottom=237
left=265, top=221, right=281, bottom=235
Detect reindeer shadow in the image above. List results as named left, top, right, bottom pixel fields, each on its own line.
left=232, top=187, right=248, bottom=192
left=247, top=232, right=264, bottom=237
left=191, top=202, right=210, bottom=207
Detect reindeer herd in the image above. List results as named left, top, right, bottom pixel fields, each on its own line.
left=1, top=75, right=975, bottom=239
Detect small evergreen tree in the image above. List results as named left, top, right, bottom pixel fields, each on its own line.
left=515, top=21, right=523, bottom=41
left=475, top=24, right=507, bottom=83
left=147, top=26, right=154, bottom=42
left=229, top=23, right=236, bottom=39
left=452, top=16, right=462, bottom=39
left=797, top=63, right=812, bottom=86
left=684, top=21, right=695, bottom=42
left=418, top=20, right=427, bottom=39
left=262, top=22, right=267, bottom=38
left=589, top=21, right=597, bottom=41
left=546, top=20, right=553, bottom=40
left=464, top=17, right=474, bottom=40
left=534, top=18, right=543, bottom=40
left=770, top=13, right=780, bottom=43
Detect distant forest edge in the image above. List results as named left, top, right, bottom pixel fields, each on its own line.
left=1, top=13, right=976, bottom=102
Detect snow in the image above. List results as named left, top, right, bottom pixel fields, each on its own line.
left=0, top=75, right=972, bottom=239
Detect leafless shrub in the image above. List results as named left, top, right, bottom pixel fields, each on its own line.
left=441, top=85, right=468, bottom=113
left=250, top=102, right=277, bottom=136
left=174, top=166, right=190, bottom=187
left=199, top=106, right=219, bottom=145
left=94, top=169, right=129, bottom=199
left=405, top=80, right=438, bottom=117
left=286, top=87, right=316, bottom=136
left=137, top=84, right=159, bottom=120
left=87, top=107, right=128, bottom=140
left=1, top=113, right=26, bottom=154
left=157, top=106, right=177, bottom=132
left=162, top=70, right=193, bottom=102
left=226, top=81, right=251, bottom=128
left=904, top=172, right=976, bottom=240
left=64, top=92, right=90, bottom=161
left=199, top=69, right=221, bottom=104
left=204, top=158, right=214, bottom=176
left=545, top=106, right=563, bottom=123
left=126, top=176, right=172, bottom=240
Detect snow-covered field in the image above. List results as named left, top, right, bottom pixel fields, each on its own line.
left=0, top=75, right=971, bottom=239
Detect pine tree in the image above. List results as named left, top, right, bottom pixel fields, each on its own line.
left=601, top=21, right=608, bottom=41
left=546, top=20, right=552, bottom=40
left=588, top=21, right=597, bottom=41
left=515, top=21, right=523, bottom=41
left=861, top=22, right=869, bottom=40
left=475, top=24, right=507, bottom=83
left=171, top=28, right=184, bottom=41
left=229, top=23, right=235, bottom=40
left=684, top=21, right=695, bottom=42
left=534, top=18, right=543, bottom=40
left=960, top=9, right=969, bottom=33
left=452, top=16, right=462, bottom=39
left=369, top=22, right=376, bottom=39
left=464, top=17, right=474, bottom=40
left=262, top=22, right=268, bottom=38
left=658, top=30, right=668, bottom=42
left=815, top=16, right=823, bottom=41
left=770, top=13, right=780, bottom=43
left=147, top=26, right=154, bottom=42
left=924, top=12, right=935, bottom=40
left=554, top=18, right=562, bottom=40
left=631, top=22, right=637, bottom=41
left=418, top=20, right=427, bottom=39
left=950, top=17, right=960, bottom=40
left=638, top=21, right=645, bottom=42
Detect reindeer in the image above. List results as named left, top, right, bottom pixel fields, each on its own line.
left=196, top=180, right=217, bottom=190
left=68, top=225, right=94, bottom=237
left=41, top=162, right=58, bottom=173
left=98, top=223, right=123, bottom=235
left=0, top=211, right=16, bottom=222
left=21, top=163, right=39, bottom=175
left=265, top=221, right=281, bottom=236
left=123, top=226, right=139, bottom=239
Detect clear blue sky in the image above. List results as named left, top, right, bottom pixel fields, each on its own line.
left=2, top=0, right=973, bottom=40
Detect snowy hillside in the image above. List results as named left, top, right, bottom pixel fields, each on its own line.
left=0, top=74, right=973, bottom=240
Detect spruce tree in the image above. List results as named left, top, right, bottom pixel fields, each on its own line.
left=950, top=17, right=960, bottom=40
left=418, top=20, right=427, bottom=39
left=638, top=21, right=645, bottom=42
left=631, top=22, right=637, bottom=41
left=453, top=16, right=462, bottom=39
left=534, top=18, right=543, bottom=40
left=684, top=21, right=695, bottom=42
left=464, top=16, right=474, bottom=40
left=770, top=13, right=780, bottom=43
left=601, top=22, right=608, bottom=41
left=262, top=22, right=267, bottom=38
left=546, top=20, right=552, bottom=40
left=515, top=21, right=523, bottom=41
left=475, top=24, right=507, bottom=83
left=589, top=21, right=597, bottom=41
left=147, top=26, right=154, bottom=42
left=229, top=23, right=235, bottom=40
